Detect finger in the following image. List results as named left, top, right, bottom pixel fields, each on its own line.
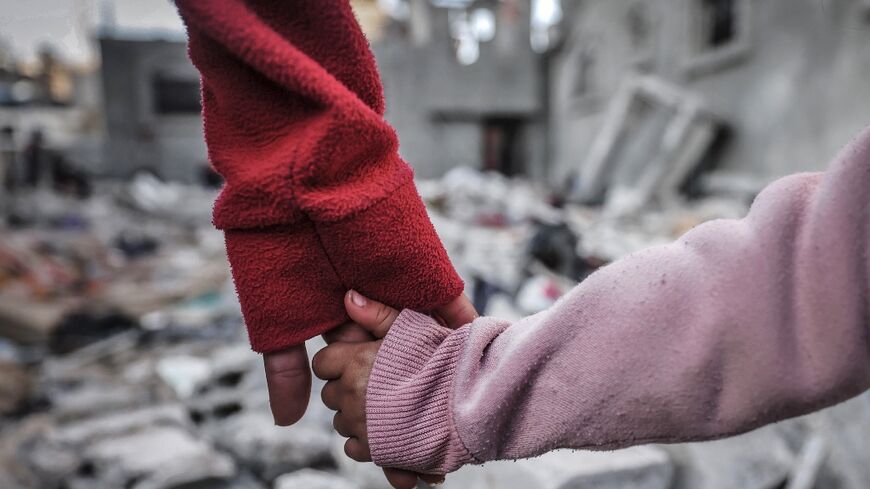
left=382, top=468, right=419, bottom=489
left=323, top=321, right=375, bottom=344
left=434, top=293, right=478, bottom=329
left=333, top=412, right=356, bottom=438
left=311, top=343, right=353, bottom=380
left=344, top=437, right=372, bottom=462
left=320, top=380, right=341, bottom=410
left=344, top=290, right=399, bottom=339
left=263, top=345, right=311, bottom=426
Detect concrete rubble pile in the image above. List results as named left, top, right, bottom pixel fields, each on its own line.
left=418, top=167, right=750, bottom=318
left=0, top=172, right=868, bottom=489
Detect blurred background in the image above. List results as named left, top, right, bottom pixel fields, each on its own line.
left=0, top=0, right=869, bottom=488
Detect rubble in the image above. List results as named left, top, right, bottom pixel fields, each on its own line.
left=82, top=425, right=236, bottom=489
left=274, top=469, right=360, bottom=489
left=420, top=167, right=749, bottom=316
left=0, top=170, right=868, bottom=489
left=213, top=411, right=334, bottom=482
left=0, top=360, right=31, bottom=415
left=330, top=435, right=390, bottom=489
left=440, top=447, right=673, bottom=489
left=669, top=427, right=795, bottom=489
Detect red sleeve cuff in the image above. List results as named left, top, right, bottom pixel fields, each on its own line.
left=317, top=179, right=465, bottom=314
left=226, top=180, right=464, bottom=353
left=224, top=220, right=346, bottom=352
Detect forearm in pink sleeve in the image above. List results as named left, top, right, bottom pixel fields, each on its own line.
left=366, top=127, right=870, bottom=475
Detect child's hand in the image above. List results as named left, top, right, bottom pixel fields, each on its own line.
left=312, top=290, right=392, bottom=459
left=313, top=290, right=446, bottom=489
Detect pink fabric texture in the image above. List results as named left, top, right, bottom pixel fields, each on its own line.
left=366, top=126, right=870, bottom=475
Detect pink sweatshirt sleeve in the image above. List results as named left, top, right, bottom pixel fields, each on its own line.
left=365, top=126, right=870, bottom=475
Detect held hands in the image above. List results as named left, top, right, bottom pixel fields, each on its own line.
left=306, top=290, right=475, bottom=489
left=263, top=292, right=476, bottom=429
left=312, top=291, right=392, bottom=462
left=313, top=291, right=449, bottom=488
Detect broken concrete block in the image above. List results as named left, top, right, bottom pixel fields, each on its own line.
left=156, top=355, right=211, bottom=399
left=50, top=382, right=154, bottom=420
left=801, top=392, right=870, bottom=489
left=0, top=295, right=73, bottom=345
left=0, top=360, right=31, bottom=415
left=175, top=345, right=270, bottom=422
left=213, top=411, right=333, bottom=482
left=19, top=434, right=80, bottom=488
left=443, top=446, right=673, bottom=489
left=83, top=425, right=236, bottom=489
left=274, top=469, right=361, bottom=489
left=54, top=404, right=190, bottom=446
left=331, top=435, right=392, bottom=489
left=669, top=427, right=794, bottom=489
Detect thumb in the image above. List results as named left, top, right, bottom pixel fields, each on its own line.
left=344, top=290, right=399, bottom=339
left=434, top=293, right=478, bottom=329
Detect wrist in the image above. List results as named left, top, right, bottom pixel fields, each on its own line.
left=365, top=310, right=476, bottom=474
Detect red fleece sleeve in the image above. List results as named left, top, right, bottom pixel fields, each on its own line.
left=176, top=0, right=464, bottom=352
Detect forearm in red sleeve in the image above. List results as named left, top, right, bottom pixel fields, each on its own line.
left=176, top=0, right=463, bottom=352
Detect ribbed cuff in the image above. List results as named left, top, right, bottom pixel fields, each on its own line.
left=366, top=310, right=476, bottom=475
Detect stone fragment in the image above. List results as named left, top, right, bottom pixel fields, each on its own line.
left=800, top=393, right=870, bottom=488
left=50, top=382, right=153, bottom=420
left=274, top=469, right=361, bottom=489
left=54, top=404, right=190, bottom=445
left=443, top=446, right=673, bottom=489
left=82, top=425, right=236, bottom=489
left=670, top=427, right=794, bottom=489
left=0, top=360, right=31, bottom=415
left=331, top=435, right=393, bottom=489
left=213, top=411, right=333, bottom=482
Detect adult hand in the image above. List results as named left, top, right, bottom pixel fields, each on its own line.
left=263, top=293, right=478, bottom=426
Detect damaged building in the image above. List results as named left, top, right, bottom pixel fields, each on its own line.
left=99, top=36, right=207, bottom=183
left=375, top=0, right=870, bottom=209
left=372, top=0, right=548, bottom=180
left=547, top=0, right=870, bottom=206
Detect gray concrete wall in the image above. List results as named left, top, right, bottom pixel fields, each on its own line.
left=100, top=38, right=206, bottom=183
left=549, top=0, right=870, bottom=189
left=373, top=1, right=546, bottom=179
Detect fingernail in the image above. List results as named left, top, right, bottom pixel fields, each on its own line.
left=350, top=290, right=367, bottom=308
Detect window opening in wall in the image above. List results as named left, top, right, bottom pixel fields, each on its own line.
left=626, top=2, right=656, bottom=68
left=152, top=74, right=201, bottom=115
left=572, top=43, right=597, bottom=98
left=683, top=0, right=751, bottom=76
left=627, top=3, right=651, bottom=49
left=699, top=0, right=737, bottom=49
left=482, top=117, right=525, bottom=177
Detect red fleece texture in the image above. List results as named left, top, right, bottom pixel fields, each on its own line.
left=176, top=0, right=464, bottom=352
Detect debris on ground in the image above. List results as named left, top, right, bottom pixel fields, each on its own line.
left=1, top=171, right=868, bottom=489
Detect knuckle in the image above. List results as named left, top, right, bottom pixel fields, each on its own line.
left=320, top=383, right=334, bottom=405
left=309, top=353, right=322, bottom=375
left=343, top=440, right=356, bottom=457
left=374, top=305, right=392, bottom=328
left=266, top=355, right=307, bottom=375
left=344, top=440, right=367, bottom=462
